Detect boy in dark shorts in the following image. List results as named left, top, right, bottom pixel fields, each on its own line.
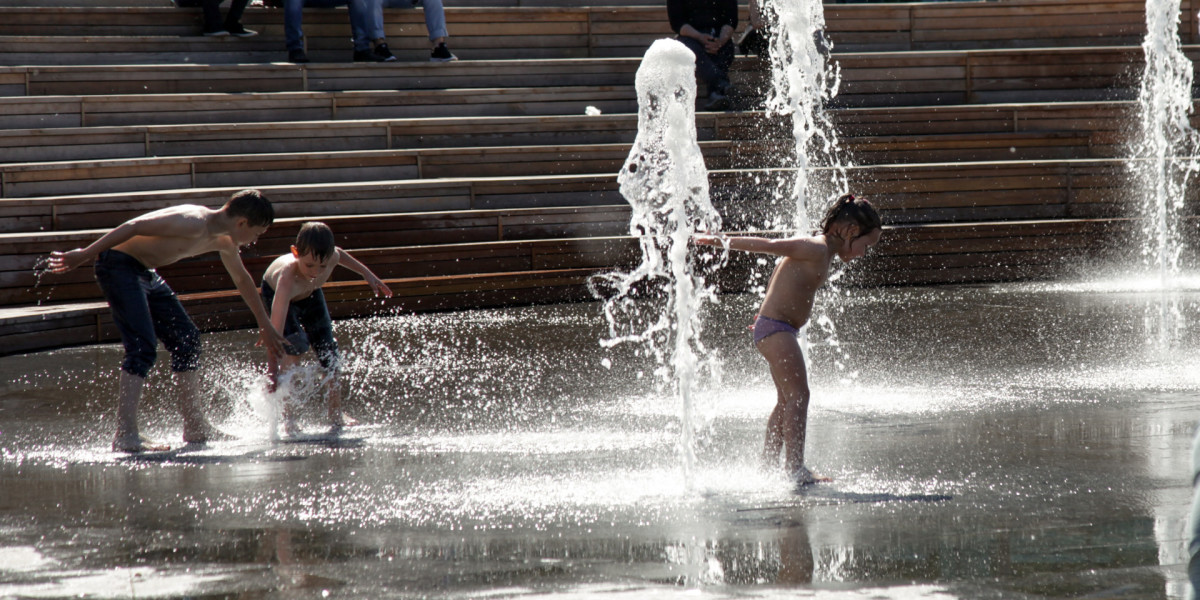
left=47, top=190, right=287, bottom=452
left=261, top=222, right=392, bottom=433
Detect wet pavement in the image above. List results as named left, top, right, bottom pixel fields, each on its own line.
left=1, top=280, right=1198, bottom=599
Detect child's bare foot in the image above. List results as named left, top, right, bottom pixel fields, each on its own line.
left=183, top=421, right=234, bottom=445
left=112, top=434, right=171, bottom=453
left=331, top=412, right=359, bottom=428
left=790, top=465, right=831, bottom=486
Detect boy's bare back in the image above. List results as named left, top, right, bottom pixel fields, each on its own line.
left=48, top=204, right=262, bottom=274
left=111, top=206, right=241, bottom=269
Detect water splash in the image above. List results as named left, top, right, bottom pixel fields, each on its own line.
left=1128, top=0, right=1200, bottom=349
left=763, top=0, right=850, bottom=232
left=1132, top=0, right=1200, bottom=282
left=760, top=0, right=855, bottom=372
left=590, top=39, right=723, bottom=490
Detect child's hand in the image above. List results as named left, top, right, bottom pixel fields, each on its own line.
left=692, top=233, right=724, bottom=247
left=259, top=326, right=286, bottom=358
left=368, top=275, right=393, bottom=298
left=47, top=249, right=88, bottom=274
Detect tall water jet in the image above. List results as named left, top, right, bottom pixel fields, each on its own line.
left=763, top=0, right=850, bottom=233
left=1133, top=0, right=1200, bottom=283
left=591, top=39, right=723, bottom=489
left=760, top=0, right=854, bottom=369
left=1129, top=0, right=1200, bottom=350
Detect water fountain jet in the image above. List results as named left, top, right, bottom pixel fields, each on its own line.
left=590, top=39, right=723, bottom=489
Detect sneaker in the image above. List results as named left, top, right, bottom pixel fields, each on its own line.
left=373, top=43, right=397, bottom=62
left=288, top=49, right=310, bottom=64
left=353, top=48, right=385, bottom=62
left=202, top=28, right=230, bottom=37
left=430, top=42, right=458, bottom=62
left=225, top=23, right=258, bottom=37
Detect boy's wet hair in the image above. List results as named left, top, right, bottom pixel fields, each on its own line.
left=820, top=193, right=882, bottom=239
left=223, top=189, right=274, bottom=227
left=295, top=222, right=336, bottom=263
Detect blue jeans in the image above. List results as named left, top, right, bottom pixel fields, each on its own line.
left=261, top=281, right=339, bottom=371
left=380, top=0, right=448, bottom=41
left=284, top=0, right=375, bottom=52
left=94, top=250, right=201, bottom=379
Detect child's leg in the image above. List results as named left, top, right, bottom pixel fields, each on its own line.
left=762, top=379, right=785, bottom=466
left=94, top=251, right=168, bottom=452
left=756, top=333, right=811, bottom=474
left=298, top=289, right=352, bottom=428
left=275, top=354, right=303, bottom=434
left=147, top=280, right=213, bottom=443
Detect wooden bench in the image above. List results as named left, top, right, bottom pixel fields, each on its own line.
left=0, top=174, right=632, bottom=233
left=3, top=45, right=1187, bottom=108
left=0, top=112, right=729, bottom=165
left=2, top=103, right=1152, bottom=166
left=0, top=265, right=624, bottom=356
left=0, top=155, right=1162, bottom=235
left=0, top=1, right=1191, bottom=65
left=0, top=216, right=1143, bottom=356
left=0, top=87, right=637, bottom=131
left=0, top=60, right=641, bottom=97
left=0, top=140, right=750, bottom=198
left=0, top=205, right=635, bottom=306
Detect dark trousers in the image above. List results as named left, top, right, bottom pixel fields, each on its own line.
left=95, top=250, right=201, bottom=378
left=261, top=281, right=340, bottom=371
left=677, top=35, right=735, bottom=94
left=201, top=0, right=251, bottom=32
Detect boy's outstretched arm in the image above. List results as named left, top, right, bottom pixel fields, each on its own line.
left=336, top=248, right=393, bottom=298
left=216, top=241, right=286, bottom=356
left=47, top=210, right=199, bottom=274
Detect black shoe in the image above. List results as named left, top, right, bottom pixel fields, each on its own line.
left=202, top=28, right=229, bottom=37
left=225, top=23, right=258, bottom=37
left=373, top=43, right=397, bottom=62
left=288, top=49, right=310, bottom=64
left=353, top=49, right=385, bottom=62
left=430, top=42, right=458, bottom=62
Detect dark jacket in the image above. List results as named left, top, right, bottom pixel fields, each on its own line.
left=667, top=0, right=738, bottom=36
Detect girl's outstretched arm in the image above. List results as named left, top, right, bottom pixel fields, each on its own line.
left=694, top=233, right=820, bottom=261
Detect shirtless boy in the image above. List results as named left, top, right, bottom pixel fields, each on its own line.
left=694, top=194, right=882, bottom=483
left=47, top=189, right=287, bottom=452
left=260, top=222, right=392, bottom=433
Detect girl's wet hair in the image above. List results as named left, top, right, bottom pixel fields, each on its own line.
left=295, top=222, right=336, bottom=262
left=820, top=193, right=881, bottom=239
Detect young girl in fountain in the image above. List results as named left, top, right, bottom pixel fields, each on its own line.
left=261, top=222, right=392, bottom=434
left=693, top=194, right=882, bottom=484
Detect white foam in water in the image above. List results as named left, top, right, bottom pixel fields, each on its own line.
left=591, top=39, right=723, bottom=490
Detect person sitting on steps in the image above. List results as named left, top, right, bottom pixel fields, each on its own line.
left=271, top=0, right=397, bottom=63
left=668, top=0, right=738, bottom=111
left=380, top=0, right=457, bottom=61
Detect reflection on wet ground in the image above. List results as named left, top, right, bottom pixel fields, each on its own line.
left=1, top=281, right=1198, bottom=599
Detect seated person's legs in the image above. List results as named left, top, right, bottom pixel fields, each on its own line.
left=381, top=0, right=457, bottom=61
left=676, top=35, right=734, bottom=110
left=350, top=0, right=397, bottom=61
left=283, top=0, right=308, bottom=57
left=200, top=0, right=257, bottom=36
